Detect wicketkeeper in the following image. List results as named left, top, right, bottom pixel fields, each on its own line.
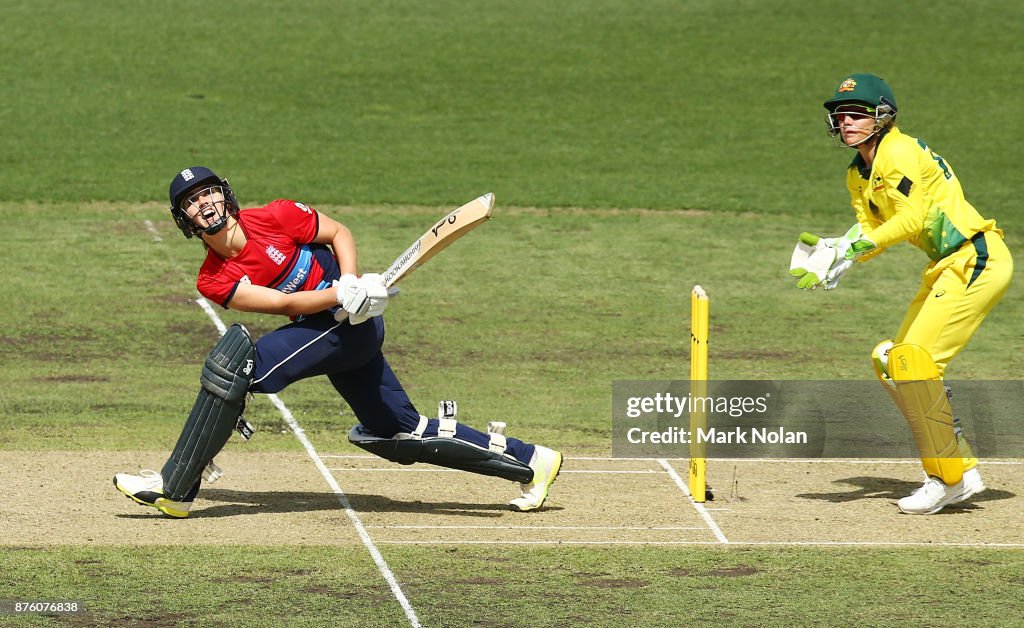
left=789, top=74, right=1013, bottom=514
left=114, top=167, right=561, bottom=517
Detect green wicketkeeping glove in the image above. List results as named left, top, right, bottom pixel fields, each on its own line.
left=832, top=224, right=877, bottom=260
left=789, top=232, right=835, bottom=289
left=790, top=224, right=873, bottom=290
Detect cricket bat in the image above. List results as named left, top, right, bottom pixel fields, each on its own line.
left=381, top=193, right=494, bottom=288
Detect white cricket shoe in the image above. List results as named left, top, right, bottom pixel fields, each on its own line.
left=114, top=470, right=196, bottom=518
left=952, top=467, right=986, bottom=504
left=509, top=446, right=562, bottom=512
left=897, top=475, right=969, bottom=515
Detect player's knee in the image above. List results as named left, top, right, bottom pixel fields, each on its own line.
left=871, top=339, right=895, bottom=381
left=201, top=324, right=255, bottom=401
left=887, top=343, right=943, bottom=381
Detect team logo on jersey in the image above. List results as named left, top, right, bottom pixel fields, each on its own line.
left=281, top=267, right=307, bottom=293
left=294, top=202, right=313, bottom=214
left=872, top=175, right=884, bottom=192
left=838, top=78, right=857, bottom=92
left=265, top=245, right=287, bottom=265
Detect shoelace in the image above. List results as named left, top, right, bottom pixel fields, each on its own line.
left=138, top=469, right=164, bottom=488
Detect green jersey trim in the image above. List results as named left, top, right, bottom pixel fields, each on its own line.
left=920, top=209, right=969, bottom=261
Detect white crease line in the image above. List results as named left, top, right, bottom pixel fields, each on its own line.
left=714, top=458, right=1024, bottom=465
left=144, top=219, right=163, bottom=242
left=381, top=540, right=732, bottom=546
left=658, top=459, right=729, bottom=544
left=541, top=456, right=1024, bottom=466
left=322, top=454, right=401, bottom=459
left=194, top=297, right=228, bottom=334
left=367, top=525, right=705, bottom=531
left=379, top=540, right=1024, bottom=547
left=736, top=540, right=1024, bottom=548
left=326, top=467, right=657, bottom=475
left=145, top=221, right=420, bottom=628
left=552, top=456, right=687, bottom=461
left=321, top=454, right=1022, bottom=466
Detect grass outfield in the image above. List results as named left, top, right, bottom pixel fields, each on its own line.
left=1, top=1, right=1022, bottom=219
left=2, top=546, right=1023, bottom=626
left=3, top=1, right=1024, bottom=626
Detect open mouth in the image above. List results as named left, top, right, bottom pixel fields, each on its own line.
left=184, top=185, right=227, bottom=225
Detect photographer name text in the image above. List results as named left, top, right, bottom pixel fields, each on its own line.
left=626, top=426, right=807, bottom=445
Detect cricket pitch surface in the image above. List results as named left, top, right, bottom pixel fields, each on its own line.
left=2, top=451, right=1022, bottom=547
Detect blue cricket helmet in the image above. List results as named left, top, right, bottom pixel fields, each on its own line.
left=168, top=166, right=239, bottom=238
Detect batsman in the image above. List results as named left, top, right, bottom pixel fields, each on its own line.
left=113, top=167, right=561, bottom=517
left=789, top=74, right=1013, bottom=514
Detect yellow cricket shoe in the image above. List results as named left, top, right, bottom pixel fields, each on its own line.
left=509, top=446, right=562, bottom=512
left=113, top=470, right=195, bottom=518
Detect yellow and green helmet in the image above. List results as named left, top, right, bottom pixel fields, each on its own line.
left=823, top=73, right=898, bottom=145
left=824, top=73, right=897, bottom=112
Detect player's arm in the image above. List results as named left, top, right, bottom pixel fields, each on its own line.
left=222, top=278, right=384, bottom=321
left=307, top=211, right=391, bottom=323
left=312, top=212, right=358, bottom=276
left=848, top=192, right=885, bottom=262
left=226, top=282, right=338, bottom=317
left=866, top=187, right=924, bottom=249
left=819, top=158, right=921, bottom=263
left=856, top=152, right=926, bottom=250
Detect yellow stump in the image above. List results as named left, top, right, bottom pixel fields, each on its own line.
left=689, top=285, right=709, bottom=502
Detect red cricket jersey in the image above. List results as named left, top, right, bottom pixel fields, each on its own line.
left=196, top=199, right=341, bottom=309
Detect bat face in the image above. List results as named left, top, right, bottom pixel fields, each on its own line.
left=383, top=193, right=493, bottom=287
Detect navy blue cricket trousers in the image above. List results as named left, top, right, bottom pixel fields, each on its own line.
left=248, top=311, right=535, bottom=465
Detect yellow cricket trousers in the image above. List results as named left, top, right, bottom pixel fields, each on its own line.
left=896, top=230, right=1013, bottom=376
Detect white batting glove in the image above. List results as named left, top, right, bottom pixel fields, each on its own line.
left=335, top=273, right=371, bottom=318
left=347, top=273, right=392, bottom=325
